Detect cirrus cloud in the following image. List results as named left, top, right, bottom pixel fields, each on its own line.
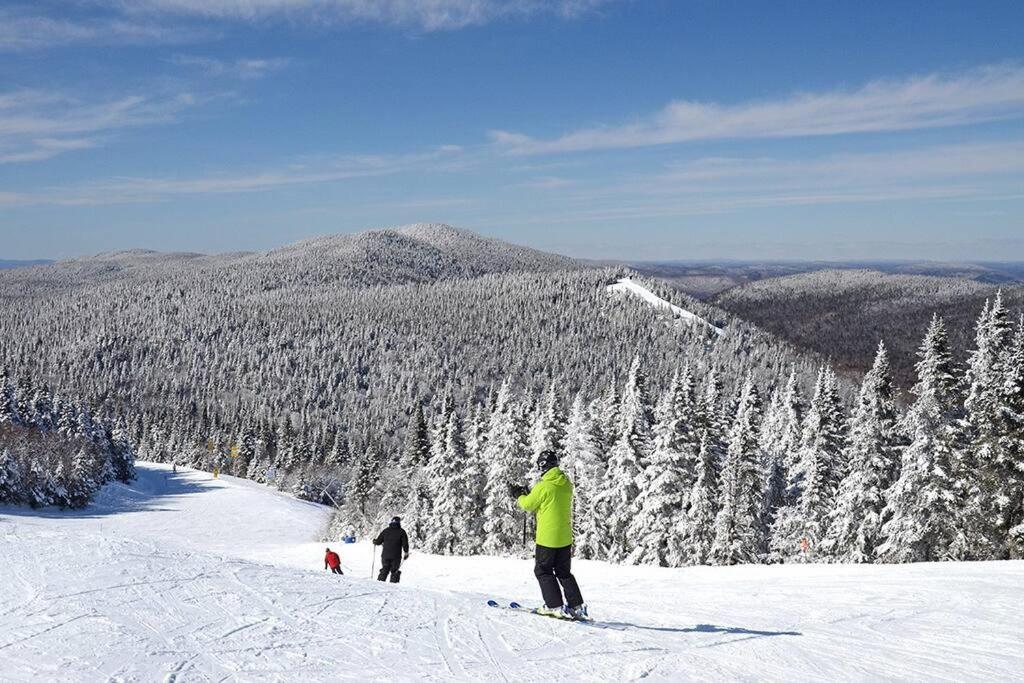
left=114, top=0, right=617, bottom=31
left=492, top=64, right=1024, bottom=154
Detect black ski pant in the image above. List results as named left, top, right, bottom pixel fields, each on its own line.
left=330, top=566, right=343, bottom=575
left=378, top=557, right=402, bottom=583
left=534, top=544, right=583, bottom=609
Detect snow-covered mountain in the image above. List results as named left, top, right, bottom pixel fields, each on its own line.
left=0, top=225, right=812, bottom=495
left=25, top=223, right=581, bottom=288
left=3, top=462, right=1022, bottom=681
left=257, top=223, right=581, bottom=284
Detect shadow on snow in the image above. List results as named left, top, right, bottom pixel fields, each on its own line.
left=596, top=621, right=802, bottom=638
left=0, top=464, right=214, bottom=520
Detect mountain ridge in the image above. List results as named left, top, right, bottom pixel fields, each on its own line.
left=24, top=223, right=582, bottom=288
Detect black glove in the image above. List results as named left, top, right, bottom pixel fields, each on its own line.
left=403, top=552, right=410, bottom=560
left=508, top=483, right=528, bottom=498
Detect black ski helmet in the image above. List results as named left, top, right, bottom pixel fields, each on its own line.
left=536, top=450, right=559, bottom=473
left=390, top=516, right=401, bottom=526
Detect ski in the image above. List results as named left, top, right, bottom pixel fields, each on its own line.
left=486, top=600, right=592, bottom=622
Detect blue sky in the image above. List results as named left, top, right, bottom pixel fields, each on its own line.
left=1, top=0, right=1023, bottom=260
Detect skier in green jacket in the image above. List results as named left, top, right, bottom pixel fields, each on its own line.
left=510, top=450, right=588, bottom=620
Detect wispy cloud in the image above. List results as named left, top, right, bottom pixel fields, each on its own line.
left=171, top=55, right=292, bottom=79
left=484, top=140, right=1024, bottom=225
left=2, top=1, right=615, bottom=51
left=0, top=8, right=214, bottom=51
left=0, top=89, right=202, bottom=164
left=115, top=0, right=616, bottom=30
left=515, top=176, right=576, bottom=189
left=2, top=146, right=466, bottom=205
left=640, top=141, right=1024, bottom=194
left=491, top=64, right=1024, bottom=154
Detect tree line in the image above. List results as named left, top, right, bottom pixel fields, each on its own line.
left=0, top=367, right=136, bottom=507
left=0, top=252, right=826, bottom=513
left=332, top=294, right=1023, bottom=564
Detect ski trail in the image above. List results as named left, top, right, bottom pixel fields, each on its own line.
left=431, top=600, right=463, bottom=679
left=4, top=463, right=1024, bottom=681
left=608, top=277, right=723, bottom=335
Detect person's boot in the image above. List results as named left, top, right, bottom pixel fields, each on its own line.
left=535, top=605, right=573, bottom=619
left=568, top=603, right=591, bottom=621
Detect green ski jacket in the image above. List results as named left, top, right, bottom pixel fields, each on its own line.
left=517, top=466, right=574, bottom=548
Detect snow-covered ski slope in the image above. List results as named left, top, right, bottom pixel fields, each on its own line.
left=608, top=278, right=723, bottom=335
left=3, top=463, right=1024, bottom=682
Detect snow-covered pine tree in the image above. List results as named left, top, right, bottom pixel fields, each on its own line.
left=344, top=447, right=377, bottom=531
left=0, top=446, right=23, bottom=503
left=424, top=408, right=478, bottom=555
left=771, top=370, right=804, bottom=477
left=0, top=370, right=14, bottom=423
left=325, top=434, right=349, bottom=469
left=32, top=386, right=54, bottom=431
left=376, top=402, right=426, bottom=524
left=273, top=417, right=295, bottom=470
left=25, top=457, right=57, bottom=508
left=681, top=432, right=719, bottom=565
left=998, top=315, right=1024, bottom=559
left=0, top=366, right=13, bottom=425
left=878, top=315, right=961, bottom=563
left=696, top=370, right=727, bottom=479
left=759, top=388, right=785, bottom=465
left=429, top=384, right=456, bottom=464
left=290, top=431, right=311, bottom=475
left=563, top=393, right=606, bottom=559
left=457, top=408, right=487, bottom=555
left=770, top=366, right=846, bottom=562
left=480, top=379, right=531, bottom=555
left=233, top=421, right=257, bottom=478
left=397, top=401, right=433, bottom=544
left=823, top=341, right=901, bottom=562
left=50, top=454, right=73, bottom=508
left=67, top=447, right=97, bottom=508
left=465, top=402, right=488, bottom=462
left=595, top=356, right=654, bottom=562
left=14, top=376, right=34, bottom=425
left=958, top=293, right=1014, bottom=559
left=629, top=369, right=696, bottom=566
left=757, top=370, right=805, bottom=554
left=710, top=377, right=764, bottom=565
left=109, top=422, right=137, bottom=484
left=529, top=382, right=566, bottom=459
left=245, top=422, right=272, bottom=481
left=595, top=378, right=619, bottom=456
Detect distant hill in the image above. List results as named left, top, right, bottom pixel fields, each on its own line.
left=626, top=260, right=1024, bottom=300
left=252, top=223, right=582, bottom=285
left=0, top=259, right=51, bottom=270
left=16, top=224, right=581, bottom=291
left=712, top=268, right=1024, bottom=387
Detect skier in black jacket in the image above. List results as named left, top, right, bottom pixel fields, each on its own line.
left=373, top=516, right=410, bottom=583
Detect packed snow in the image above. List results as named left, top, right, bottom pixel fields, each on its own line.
left=2, top=463, right=1023, bottom=681
left=608, top=278, right=723, bottom=335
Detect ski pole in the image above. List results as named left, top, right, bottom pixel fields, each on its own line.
left=370, top=544, right=376, bottom=580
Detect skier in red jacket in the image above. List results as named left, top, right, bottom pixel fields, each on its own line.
left=324, top=548, right=343, bottom=575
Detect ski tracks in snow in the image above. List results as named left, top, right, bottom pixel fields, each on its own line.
left=4, top=464, right=1024, bottom=681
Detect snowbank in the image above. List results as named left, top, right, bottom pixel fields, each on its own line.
left=2, top=463, right=1022, bottom=681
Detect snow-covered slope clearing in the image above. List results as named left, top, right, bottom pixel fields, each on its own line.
left=608, top=278, right=723, bottom=336
left=3, top=463, right=1023, bottom=681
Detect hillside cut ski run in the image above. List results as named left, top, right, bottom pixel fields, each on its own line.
left=608, top=278, right=724, bottom=335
